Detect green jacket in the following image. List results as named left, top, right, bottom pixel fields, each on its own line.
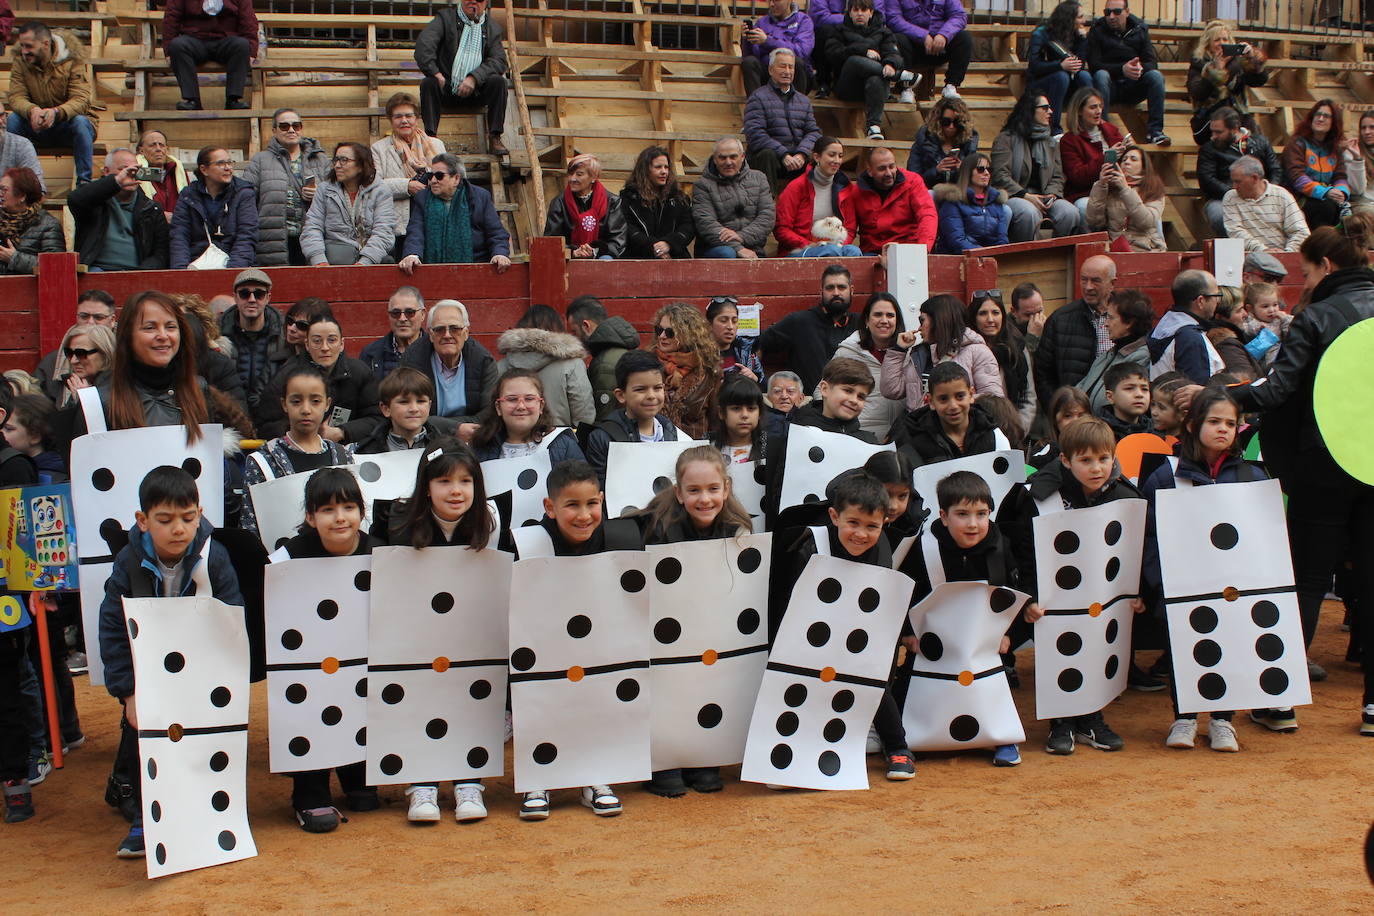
left=583, top=316, right=641, bottom=421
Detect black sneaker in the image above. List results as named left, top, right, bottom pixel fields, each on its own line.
left=1045, top=719, right=1075, bottom=755
left=642, top=769, right=688, bottom=798
left=3, top=779, right=33, bottom=823
left=684, top=767, right=723, bottom=793
left=1148, top=655, right=1172, bottom=679
left=1308, top=660, right=1328, bottom=682
left=1128, top=663, right=1166, bottom=692
left=116, top=826, right=145, bottom=857
left=885, top=751, right=916, bottom=780
left=1146, top=131, right=1172, bottom=147
left=1074, top=713, right=1124, bottom=751
left=296, top=806, right=343, bottom=833
left=1249, top=708, right=1299, bottom=733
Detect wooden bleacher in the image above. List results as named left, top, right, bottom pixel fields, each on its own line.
left=0, top=1, right=1370, bottom=253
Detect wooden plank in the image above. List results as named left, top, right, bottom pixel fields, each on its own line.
left=522, top=85, right=742, bottom=104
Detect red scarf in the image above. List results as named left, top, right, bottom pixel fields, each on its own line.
left=565, top=182, right=609, bottom=249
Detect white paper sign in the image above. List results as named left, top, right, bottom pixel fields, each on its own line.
left=911, top=450, right=1026, bottom=517
left=778, top=426, right=892, bottom=512
left=481, top=451, right=554, bottom=530
left=250, top=450, right=422, bottom=550
left=604, top=439, right=703, bottom=518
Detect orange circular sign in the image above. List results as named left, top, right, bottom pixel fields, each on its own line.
left=957, top=670, right=974, bottom=686
left=321, top=657, right=340, bottom=674
left=432, top=657, right=450, bottom=672
left=1088, top=602, right=1103, bottom=618
left=701, top=649, right=718, bottom=666
left=567, top=665, right=585, bottom=682
left=819, top=666, right=836, bottom=682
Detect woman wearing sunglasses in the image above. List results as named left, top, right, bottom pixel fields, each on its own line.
left=933, top=153, right=1009, bottom=254
left=906, top=97, right=979, bottom=190
left=991, top=88, right=1086, bottom=242
left=652, top=302, right=721, bottom=440
left=301, top=142, right=396, bottom=266
left=49, top=322, right=115, bottom=408
left=243, top=108, right=332, bottom=266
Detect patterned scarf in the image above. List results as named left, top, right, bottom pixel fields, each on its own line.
left=424, top=184, right=474, bottom=264
left=0, top=202, right=43, bottom=243
left=565, top=182, right=608, bottom=249
left=450, top=5, right=486, bottom=88
left=391, top=130, right=439, bottom=175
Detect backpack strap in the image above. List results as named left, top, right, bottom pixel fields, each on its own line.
left=808, top=525, right=831, bottom=558
left=248, top=450, right=275, bottom=481
left=76, top=385, right=107, bottom=434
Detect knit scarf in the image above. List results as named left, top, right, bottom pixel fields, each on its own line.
left=1028, top=124, right=1054, bottom=181
left=424, top=185, right=474, bottom=264
left=566, top=182, right=609, bottom=249
left=654, top=345, right=712, bottom=439
left=0, top=202, right=42, bottom=243
left=450, top=5, right=486, bottom=88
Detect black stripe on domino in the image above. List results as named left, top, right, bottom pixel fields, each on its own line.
left=509, top=658, right=650, bottom=683
left=765, top=660, right=887, bottom=690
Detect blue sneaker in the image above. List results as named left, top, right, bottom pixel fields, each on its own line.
left=27, top=753, right=51, bottom=786
left=116, top=825, right=145, bottom=858
left=992, top=744, right=1022, bottom=767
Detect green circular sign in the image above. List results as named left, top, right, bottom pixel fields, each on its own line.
left=1313, top=317, right=1374, bottom=485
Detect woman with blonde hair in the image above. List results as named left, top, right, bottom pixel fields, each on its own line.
left=651, top=302, right=721, bottom=439
left=372, top=91, right=447, bottom=257
left=543, top=153, right=626, bottom=259
left=906, top=95, right=979, bottom=189
left=46, top=322, right=116, bottom=406
left=1187, top=20, right=1267, bottom=144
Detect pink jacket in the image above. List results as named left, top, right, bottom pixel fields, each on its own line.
left=879, top=327, right=1005, bottom=409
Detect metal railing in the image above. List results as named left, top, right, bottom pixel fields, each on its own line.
left=969, top=0, right=1372, bottom=37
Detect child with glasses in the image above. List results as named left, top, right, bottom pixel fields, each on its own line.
left=469, top=369, right=585, bottom=464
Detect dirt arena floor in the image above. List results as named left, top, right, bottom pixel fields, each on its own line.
left=11, top=602, right=1373, bottom=913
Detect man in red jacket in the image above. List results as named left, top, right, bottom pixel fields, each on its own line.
left=848, top=147, right=937, bottom=254
left=162, top=0, right=258, bottom=111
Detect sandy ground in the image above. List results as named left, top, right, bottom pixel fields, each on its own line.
left=10, top=602, right=1373, bottom=914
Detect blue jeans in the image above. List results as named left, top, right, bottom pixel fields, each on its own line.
left=1091, top=69, right=1165, bottom=135
left=701, top=244, right=740, bottom=259
left=1030, top=70, right=1092, bottom=134
left=789, top=244, right=862, bottom=257
left=7, top=112, right=96, bottom=181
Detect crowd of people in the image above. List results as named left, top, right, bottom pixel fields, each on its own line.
left=0, top=205, right=1371, bottom=849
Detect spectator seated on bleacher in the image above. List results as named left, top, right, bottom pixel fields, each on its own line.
left=906, top=96, right=977, bottom=190
left=373, top=92, right=447, bottom=261
left=543, top=153, right=626, bottom=261
left=848, top=146, right=937, bottom=253
left=1197, top=106, right=1282, bottom=237
left=1186, top=19, right=1268, bottom=146
left=137, top=130, right=187, bottom=220
left=619, top=145, right=695, bottom=260
left=1060, top=86, right=1125, bottom=216
left=1085, top=0, right=1169, bottom=147
left=1282, top=100, right=1350, bottom=231
left=0, top=100, right=43, bottom=196
left=742, top=0, right=815, bottom=96
left=1025, top=1, right=1091, bottom=135
left=807, top=0, right=845, bottom=95
left=775, top=136, right=861, bottom=257
left=991, top=88, right=1084, bottom=242
left=1345, top=112, right=1374, bottom=211
left=1084, top=145, right=1166, bottom=252
left=68, top=148, right=170, bottom=272
left=6, top=22, right=96, bottom=183
left=400, top=153, right=510, bottom=273
left=0, top=165, right=61, bottom=275
left=743, top=48, right=821, bottom=197
left=823, top=0, right=904, bottom=141
left=882, top=0, right=970, bottom=101
left=933, top=153, right=1009, bottom=254
left=162, top=0, right=258, bottom=111
left=170, top=145, right=259, bottom=269
left=243, top=108, right=332, bottom=266
left=1222, top=155, right=1310, bottom=254
left=414, top=0, right=510, bottom=158
left=693, top=136, right=774, bottom=260
left=301, top=142, right=395, bottom=266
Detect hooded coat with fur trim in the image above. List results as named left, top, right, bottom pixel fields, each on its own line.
left=495, top=327, right=595, bottom=427
left=933, top=183, right=1009, bottom=254
left=7, top=28, right=91, bottom=122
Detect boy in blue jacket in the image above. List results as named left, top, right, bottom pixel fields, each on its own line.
left=98, top=466, right=244, bottom=859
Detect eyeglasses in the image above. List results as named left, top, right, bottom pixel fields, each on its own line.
left=391, top=111, right=417, bottom=120
left=76, top=310, right=111, bottom=322
left=498, top=395, right=543, bottom=406
left=973, top=164, right=991, bottom=173
left=275, top=121, right=303, bottom=131
left=333, top=156, right=358, bottom=164
left=64, top=347, right=99, bottom=359
left=288, top=318, right=312, bottom=333
left=1104, top=7, right=1125, bottom=14
left=973, top=289, right=1003, bottom=301
left=1202, top=292, right=1224, bottom=299
left=431, top=324, right=467, bottom=338
left=939, top=117, right=960, bottom=127
left=388, top=307, right=420, bottom=319
left=210, top=159, right=234, bottom=167
left=1312, top=110, right=1333, bottom=120
left=653, top=326, right=676, bottom=338
left=308, top=335, right=342, bottom=347
left=236, top=287, right=269, bottom=300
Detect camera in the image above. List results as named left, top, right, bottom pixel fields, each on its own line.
left=414, top=170, right=434, bottom=184
left=133, top=167, right=161, bottom=182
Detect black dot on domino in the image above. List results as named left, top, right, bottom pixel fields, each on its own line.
left=776, top=711, right=799, bottom=736
left=1210, top=523, right=1239, bottom=550
left=990, top=588, right=1017, bottom=613
left=620, top=569, right=646, bottom=593
left=1255, top=633, right=1284, bottom=662
left=1103, top=521, right=1123, bottom=545
left=992, top=456, right=1010, bottom=475
left=616, top=678, right=640, bottom=702
left=807, top=622, right=830, bottom=647
left=431, top=592, right=455, bottom=614
left=1197, top=672, right=1227, bottom=701
left=737, top=608, right=760, bottom=635
left=1190, top=606, right=1218, bottom=634
left=426, top=718, right=448, bottom=739
left=1058, top=667, right=1084, bottom=692
left=181, top=457, right=202, bottom=478
left=218, top=831, right=236, bottom=851
left=816, top=578, right=842, bottom=603
left=356, top=728, right=367, bottom=747
left=381, top=683, right=405, bottom=705
left=209, top=751, right=229, bottom=772
left=151, top=800, right=162, bottom=822
left=317, top=599, right=338, bottom=621
left=1104, top=654, right=1120, bottom=679
left=380, top=754, right=403, bottom=776
left=163, top=652, right=185, bottom=673
left=147, top=758, right=157, bottom=780
left=281, top=629, right=303, bottom=651
left=652, top=476, right=672, bottom=494
left=1251, top=600, right=1279, bottom=628
left=1056, top=632, right=1083, bottom=656
left=511, top=647, right=536, bottom=671
left=470, top=679, right=492, bottom=700
left=1054, top=531, right=1080, bottom=555
left=736, top=547, right=762, bottom=574
left=858, top=588, right=881, bottom=612
left=771, top=743, right=793, bottom=768
left=846, top=628, right=868, bottom=654
left=808, top=446, right=826, bottom=463
left=211, top=790, right=230, bottom=812
left=803, top=493, right=820, bottom=504
left=817, top=750, right=842, bottom=776
left=533, top=742, right=558, bottom=765
left=919, top=632, right=944, bottom=661
left=654, top=618, right=681, bottom=644
left=354, top=570, right=371, bottom=591
left=1193, top=639, right=1222, bottom=668
left=155, top=844, right=167, bottom=865
left=467, top=747, right=489, bottom=768
left=127, top=619, right=139, bottom=639
left=91, top=467, right=115, bottom=491
left=1056, top=566, right=1082, bottom=590
left=831, top=689, right=855, bottom=713
left=1259, top=667, right=1289, bottom=696
left=289, top=736, right=310, bottom=757
left=822, top=718, right=846, bottom=743
left=358, top=461, right=382, bottom=483
left=698, top=703, right=723, bottom=728
left=753, top=464, right=767, bottom=484
left=567, top=614, right=593, bottom=639
left=210, top=686, right=231, bottom=708
left=517, top=469, right=539, bottom=490
left=1105, top=618, right=1120, bottom=643
left=355, top=678, right=367, bottom=698
left=949, top=715, right=980, bottom=742
left=1104, top=556, right=1121, bottom=582
left=321, top=705, right=342, bottom=726
left=784, top=683, right=808, bottom=707
left=655, top=557, right=682, bottom=584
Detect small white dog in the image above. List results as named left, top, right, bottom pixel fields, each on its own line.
left=810, top=216, right=847, bottom=245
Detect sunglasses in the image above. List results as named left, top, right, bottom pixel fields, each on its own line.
left=276, top=120, right=303, bottom=131
left=429, top=171, right=452, bottom=179
left=288, top=318, right=312, bottom=333
left=236, top=287, right=269, bottom=300
left=1035, top=103, right=1054, bottom=111
left=653, top=326, right=676, bottom=338
left=973, top=289, right=1003, bottom=301
left=709, top=296, right=738, bottom=307
left=940, top=117, right=960, bottom=127
left=431, top=324, right=467, bottom=337
left=388, top=307, right=420, bottom=319
left=973, top=164, right=991, bottom=173
left=64, top=347, right=99, bottom=359
left=1104, top=6, right=1125, bottom=13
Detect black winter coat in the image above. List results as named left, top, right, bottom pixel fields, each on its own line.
left=1033, top=298, right=1101, bottom=408
left=543, top=186, right=627, bottom=258
left=397, top=334, right=499, bottom=421
left=618, top=185, right=694, bottom=259
left=906, top=126, right=981, bottom=191
left=824, top=10, right=902, bottom=71
left=67, top=176, right=169, bottom=270
left=1085, top=14, right=1158, bottom=78
left=253, top=353, right=381, bottom=441
left=414, top=7, right=507, bottom=87
left=888, top=401, right=1003, bottom=468
left=756, top=303, right=859, bottom=394
left=1196, top=132, right=1282, bottom=201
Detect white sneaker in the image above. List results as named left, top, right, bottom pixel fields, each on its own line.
left=898, top=87, right=915, bottom=104
left=581, top=785, right=621, bottom=816
left=866, top=125, right=885, bottom=140
left=1166, top=718, right=1197, bottom=749
left=1208, top=718, right=1240, bottom=753
left=405, top=785, right=442, bottom=823
left=865, top=725, right=881, bottom=754
left=942, top=84, right=962, bottom=100
left=454, top=784, right=487, bottom=822
left=519, top=790, right=550, bottom=820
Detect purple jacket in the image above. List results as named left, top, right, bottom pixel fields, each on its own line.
left=743, top=82, right=821, bottom=157
left=882, top=0, right=966, bottom=42
left=746, top=6, right=815, bottom=66
left=809, top=0, right=846, bottom=29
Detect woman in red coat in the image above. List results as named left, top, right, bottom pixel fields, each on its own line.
left=1058, top=86, right=1128, bottom=213
left=773, top=136, right=862, bottom=257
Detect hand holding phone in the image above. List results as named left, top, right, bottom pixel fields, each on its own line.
left=1104, top=148, right=1118, bottom=165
